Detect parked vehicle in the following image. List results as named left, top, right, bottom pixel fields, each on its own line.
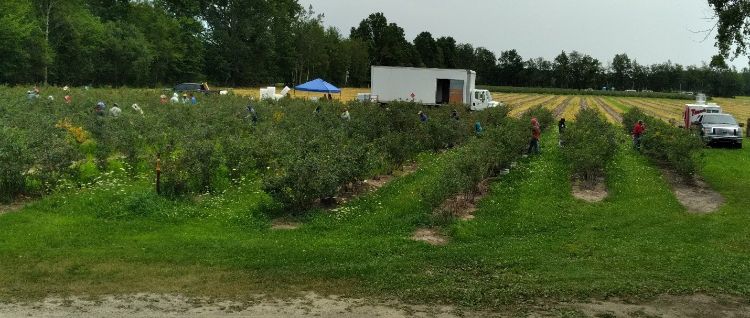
left=174, top=82, right=227, bottom=95
left=370, top=66, right=501, bottom=111
left=692, top=113, right=743, bottom=148
left=683, top=94, right=721, bottom=129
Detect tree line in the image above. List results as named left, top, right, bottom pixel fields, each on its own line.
left=2, top=0, right=749, bottom=96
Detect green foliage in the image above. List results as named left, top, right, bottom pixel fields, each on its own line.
left=521, top=105, right=555, bottom=131
left=709, top=0, right=750, bottom=59
left=561, top=108, right=618, bottom=181
left=0, top=87, right=508, bottom=213
left=0, top=0, right=45, bottom=83
left=2, top=122, right=750, bottom=307
left=623, top=108, right=704, bottom=180
left=0, top=0, right=747, bottom=97
left=0, top=128, right=29, bottom=202
left=77, top=156, right=100, bottom=184
left=260, top=101, right=499, bottom=212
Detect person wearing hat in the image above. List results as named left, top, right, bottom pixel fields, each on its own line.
left=181, top=93, right=189, bottom=104
left=475, top=121, right=483, bottom=136
left=418, top=111, right=429, bottom=123
left=450, top=109, right=460, bottom=121
left=160, top=94, right=168, bottom=104
left=95, top=101, right=106, bottom=116
left=26, top=87, right=40, bottom=100
left=340, top=108, right=351, bottom=121
left=109, top=103, right=122, bottom=117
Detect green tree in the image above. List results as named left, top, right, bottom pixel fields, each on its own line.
left=343, top=38, right=370, bottom=86
left=292, top=7, right=328, bottom=84
left=568, top=51, right=601, bottom=89
left=0, top=0, right=44, bottom=84
left=553, top=51, right=571, bottom=88
left=413, top=32, right=439, bottom=68
left=46, top=3, right=105, bottom=85
left=497, top=49, right=524, bottom=86
left=455, top=43, right=476, bottom=70
left=709, top=0, right=750, bottom=58
left=350, top=12, right=412, bottom=67
left=436, top=36, right=458, bottom=68
left=474, top=47, right=497, bottom=84
left=611, top=53, right=633, bottom=90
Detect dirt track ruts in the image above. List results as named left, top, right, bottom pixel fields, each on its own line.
left=552, top=96, right=575, bottom=118
left=593, top=97, right=623, bottom=123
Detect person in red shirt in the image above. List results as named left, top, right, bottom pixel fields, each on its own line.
left=528, top=117, right=541, bottom=154
left=632, top=120, right=646, bottom=151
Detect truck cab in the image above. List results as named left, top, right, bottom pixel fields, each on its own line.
left=693, top=113, right=743, bottom=148
left=470, top=89, right=501, bottom=111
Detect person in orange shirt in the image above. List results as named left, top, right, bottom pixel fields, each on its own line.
left=632, top=120, right=646, bottom=151
left=528, top=117, right=541, bottom=155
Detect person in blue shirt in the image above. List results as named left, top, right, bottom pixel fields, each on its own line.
left=474, top=121, right=483, bottom=136
left=95, top=101, right=106, bottom=116
left=418, top=111, right=429, bottom=123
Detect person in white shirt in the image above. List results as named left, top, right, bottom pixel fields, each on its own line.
left=110, top=103, right=122, bottom=117
left=131, top=103, right=143, bottom=115
left=341, top=108, right=351, bottom=121
left=170, top=93, right=179, bottom=103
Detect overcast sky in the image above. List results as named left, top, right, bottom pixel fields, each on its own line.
left=298, top=0, right=749, bottom=69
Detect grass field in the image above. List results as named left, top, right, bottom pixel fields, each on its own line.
left=1, top=88, right=749, bottom=315
left=232, top=88, right=750, bottom=126
left=1, top=129, right=749, bottom=311
left=492, top=92, right=750, bottom=125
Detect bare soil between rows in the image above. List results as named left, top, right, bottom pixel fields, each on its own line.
left=1, top=293, right=748, bottom=317
left=0, top=198, right=29, bottom=216
left=571, top=177, right=608, bottom=203
left=661, top=169, right=724, bottom=213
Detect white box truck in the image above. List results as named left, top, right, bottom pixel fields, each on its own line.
left=683, top=94, right=722, bottom=128
left=370, top=66, right=501, bottom=110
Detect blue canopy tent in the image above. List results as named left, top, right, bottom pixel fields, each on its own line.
left=294, top=78, right=341, bottom=100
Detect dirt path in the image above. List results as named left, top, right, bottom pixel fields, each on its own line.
left=0, top=199, right=28, bottom=216
left=661, top=169, right=724, bottom=213
left=592, top=97, right=623, bottom=123
left=508, top=94, right=551, bottom=108
left=1, top=293, right=748, bottom=317
left=580, top=97, right=589, bottom=110
left=552, top=96, right=574, bottom=119
left=0, top=293, right=469, bottom=318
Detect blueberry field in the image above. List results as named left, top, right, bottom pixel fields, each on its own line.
left=1, top=87, right=750, bottom=315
